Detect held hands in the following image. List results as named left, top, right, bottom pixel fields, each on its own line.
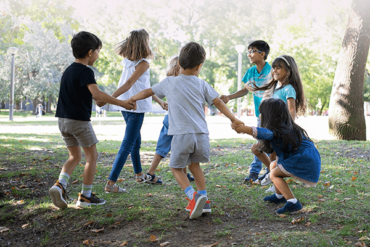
left=231, top=119, right=245, bottom=134
left=220, top=95, right=230, bottom=104
left=159, top=101, right=168, bottom=111
left=121, top=99, right=137, bottom=110
left=96, top=100, right=106, bottom=107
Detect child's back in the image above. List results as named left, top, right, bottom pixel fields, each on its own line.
left=154, top=74, right=217, bottom=135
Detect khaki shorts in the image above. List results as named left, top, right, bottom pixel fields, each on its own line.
left=169, top=133, right=210, bottom=168
left=58, top=118, right=99, bottom=147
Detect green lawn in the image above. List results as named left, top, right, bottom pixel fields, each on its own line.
left=0, top=133, right=369, bottom=246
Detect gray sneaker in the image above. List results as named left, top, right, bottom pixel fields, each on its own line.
left=188, top=192, right=207, bottom=219
left=261, top=173, right=272, bottom=186
left=265, top=185, right=276, bottom=193
left=185, top=199, right=211, bottom=213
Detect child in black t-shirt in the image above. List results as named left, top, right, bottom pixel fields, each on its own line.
left=49, top=31, right=136, bottom=209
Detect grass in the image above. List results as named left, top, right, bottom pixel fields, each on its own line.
left=0, top=132, right=370, bottom=246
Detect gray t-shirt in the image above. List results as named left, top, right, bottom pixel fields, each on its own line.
left=152, top=74, right=219, bottom=135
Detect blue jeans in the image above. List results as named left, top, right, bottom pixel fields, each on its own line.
left=108, top=111, right=144, bottom=182
left=249, top=117, right=263, bottom=174
left=156, top=115, right=173, bottom=158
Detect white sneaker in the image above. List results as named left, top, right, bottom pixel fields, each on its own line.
left=265, top=185, right=275, bottom=193
left=261, top=173, right=272, bottom=186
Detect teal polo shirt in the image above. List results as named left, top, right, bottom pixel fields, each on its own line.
left=242, top=62, right=272, bottom=118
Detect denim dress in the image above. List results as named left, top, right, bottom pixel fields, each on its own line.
left=253, top=127, right=321, bottom=187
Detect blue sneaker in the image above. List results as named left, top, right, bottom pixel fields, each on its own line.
left=264, top=194, right=287, bottom=204
left=276, top=201, right=303, bottom=214
left=187, top=173, right=194, bottom=182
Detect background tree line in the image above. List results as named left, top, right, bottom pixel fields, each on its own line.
left=0, top=0, right=369, bottom=115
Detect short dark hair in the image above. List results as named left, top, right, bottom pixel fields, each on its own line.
left=179, top=42, right=206, bottom=69
left=248, top=40, right=270, bottom=60
left=71, top=31, right=102, bottom=59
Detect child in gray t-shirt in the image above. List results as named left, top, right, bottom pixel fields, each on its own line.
left=129, top=42, right=243, bottom=220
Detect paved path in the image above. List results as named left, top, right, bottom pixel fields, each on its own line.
left=1, top=116, right=370, bottom=141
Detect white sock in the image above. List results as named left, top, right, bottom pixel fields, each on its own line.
left=287, top=198, right=298, bottom=204
left=81, top=184, right=93, bottom=198
left=58, top=172, right=70, bottom=188
left=275, top=193, right=284, bottom=199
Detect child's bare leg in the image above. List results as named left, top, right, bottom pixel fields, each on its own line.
left=188, top=162, right=205, bottom=191
left=252, top=143, right=271, bottom=170
left=270, top=160, right=277, bottom=170
left=270, top=167, right=293, bottom=199
left=182, top=167, right=187, bottom=174
left=81, top=144, right=98, bottom=185
left=61, top=146, right=82, bottom=175
left=171, top=167, right=190, bottom=190
left=146, top=153, right=163, bottom=182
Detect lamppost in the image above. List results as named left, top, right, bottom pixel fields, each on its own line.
left=235, top=45, right=245, bottom=118
left=7, top=47, right=18, bottom=121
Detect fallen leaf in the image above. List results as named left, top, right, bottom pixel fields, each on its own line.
left=0, top=227, right=10, bottom=233
left=120, top=241, right=128, bottom=246
left=83, top=239, right=93, bottom=245
left=305, top=222, right=311, bottom=226
left=359, top=236, right=370, bottom=241
left=84, top=220, right=94, bottom=226
left=19, top=185, right=27, bottom=188
left=317, top=195, right=323, bottom=198
left=79, top=174, right=84, bottom=178
left=355, top=242, right=366, bottom=247
left=42, top=156, right=50, bottom=162
left=160, top=242, right=170, bottom=246
left=22, top=224, right=30, bottom=229
left=146, top=193, right=153, bottom=197
left=278, top=214, right=287, bottom=218
left=215, top=185, right=221, bottom=188
left=334, top=198, right=339, bottom=201
left=291, top=216, right=304, bottom=224
left=117, top=178, right=125, bottom=182
left=150, top=235, right=158, bottom=242
left=352, top=177, right=357, bottom=182
left=199, top=242, right=221, bottom=247
left=14, top=178, right=20, bottom=181
left=90, top=227, right=104, bottom=233
left=72, top=180, right=79, bottom=184
left=156, top=169, right=161, bottom=171
left=114, top=221, right=121, bottom=225
left=323, top=181, right=330, bottom=186
left=106, top=213, right=112, bottom=217
left=318, top=199, right=326, bottom=202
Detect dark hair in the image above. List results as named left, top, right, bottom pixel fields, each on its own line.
left=249, top=55, right=306, bottom=116
left=71, top=31, right=102, bottom=59
left=114, top=29, right=154, bottom=61
left=179, top=42, right=206, bottom=69
left=259, top=98, right=311, bottom=153
left=166, top=56, right=180, bottom=76
left=248, top=40, right=270, bottom=60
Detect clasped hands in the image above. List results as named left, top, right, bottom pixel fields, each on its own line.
left=231, top=119, right=246, bottom=134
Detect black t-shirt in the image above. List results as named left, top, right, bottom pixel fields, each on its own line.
left=55, top=63, right=97, bottom=121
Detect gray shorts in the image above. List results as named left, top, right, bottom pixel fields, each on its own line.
left=58, top=118, right=99, bottom=147
left=169, top=133, right=210, bottom=168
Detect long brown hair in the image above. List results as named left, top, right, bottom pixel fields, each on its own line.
left=114, top=29, right=154, bottom=61
left=166, top=56, right=180, bottom=76
left=249, top=55, right=306, bottom=116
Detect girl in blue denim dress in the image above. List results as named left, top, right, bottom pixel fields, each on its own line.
left=233, top=98, right=321, bottom=214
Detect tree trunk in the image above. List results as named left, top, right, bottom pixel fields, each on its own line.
left=15, top=100, right=20, bottom=110
left=1, top=101, right=4, bottom=109
left=46, top=95, right=53, bottom=113
left=328, top=0, right=370, bottom=140
left=32, top=98, right=39, bottom=114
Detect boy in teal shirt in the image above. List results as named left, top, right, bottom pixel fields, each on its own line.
left=220, top=40, right=271, bottom=183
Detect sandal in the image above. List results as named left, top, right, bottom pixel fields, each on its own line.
left=135, top=174, right=146, bottom=184
left=105, top=182, right=127, bottom=193
left=145, top=173, right=162, bottom=185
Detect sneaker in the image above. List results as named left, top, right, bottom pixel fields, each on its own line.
left=187, top=173, right=195, bottom=182
left=49, top=180, right=68, bottom=209
left=188, top=192, right=207, bottom=219
left=264, top=193, right=287, bottom=204
left=276, top=200, right=303, bottom=214
left=257, top=170, right=269, bottom=182
left=261, top=173, right=272, bottom=186
left=76, top=193, right=106, bottom=207
left=244, top=172, right=258, bottom=183
left=265, top=185, right=276, bottom=193
left=185, top=199, right=211, bottom=213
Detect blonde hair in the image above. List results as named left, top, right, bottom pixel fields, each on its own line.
left=166, top=56, right=180, bottom=76
left=114, top=29, right=154, bottom=60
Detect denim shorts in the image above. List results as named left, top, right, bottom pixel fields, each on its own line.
left=58, top=118, right=99, bottom=147
left=169, top=133, right=210, bottom=168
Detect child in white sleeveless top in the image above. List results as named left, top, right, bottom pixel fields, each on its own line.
left=105, top=29, right=166, bottom=193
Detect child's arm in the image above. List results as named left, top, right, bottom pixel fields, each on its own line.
left=212, top=97, right=244, bottom=126
left=287, top=98, right=296, bottom=120
left=112, top=61, right=149, bottom=98
left=130, top=88, right=155, bottom=103
left=220, top=87, right=248, bottom=104
left=233, top=124, right=253, bottom=136
left=87, top=84, right=136, bottom=110
left=152, top=95, right=168, bottom=110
